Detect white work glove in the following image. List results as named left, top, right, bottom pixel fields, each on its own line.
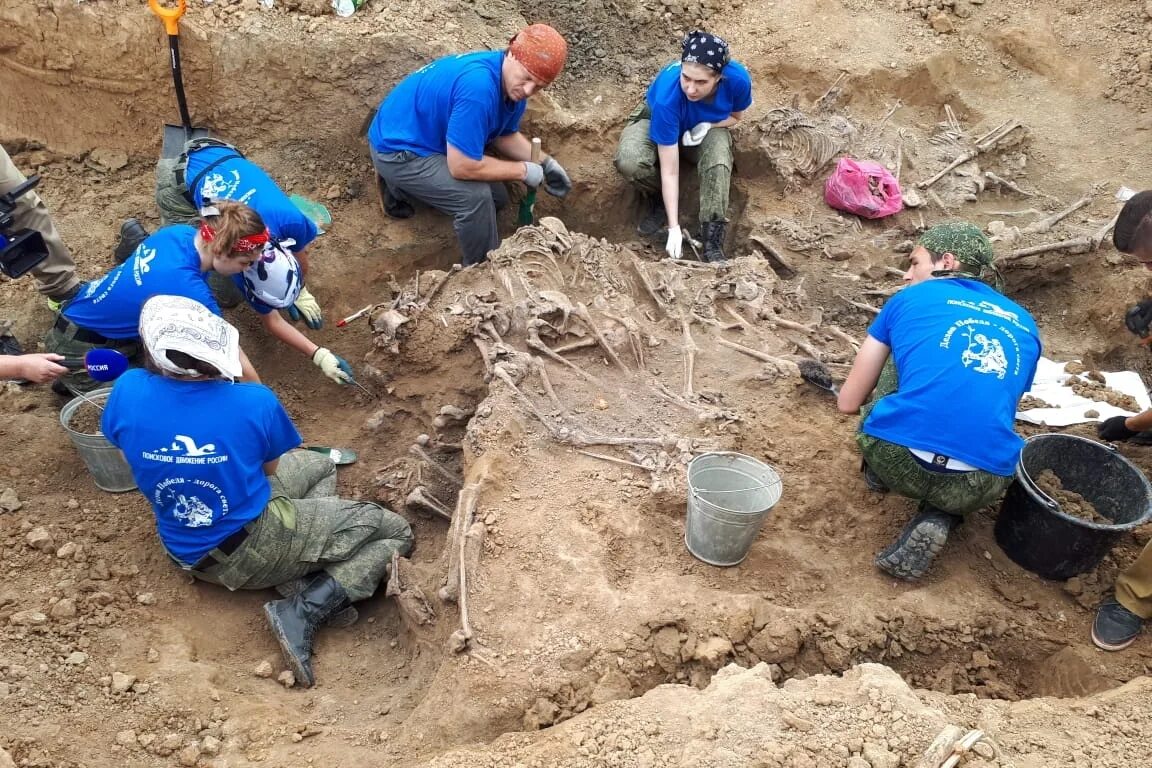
left=523, top=161, right=544, bottom=188
left=541, top=156, right=572, bottom=198
left=312, top=347, right=353, bottom=385
left=665, top=225, right=684, bottom=260
left=681, top=122, right=713, bottom=147
left=288, top=287, right=323, bottom=330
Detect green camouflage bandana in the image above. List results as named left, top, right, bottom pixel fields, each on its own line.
left=919, top=222, right=1003, bottom=289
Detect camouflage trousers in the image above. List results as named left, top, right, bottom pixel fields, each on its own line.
left=191, top=450, right=414, bottom=602
left=613, top=104, right=734, bottom=223
left=1116, top=540, right=1152, bottom=619
left=42, top=323, right=142, bottom=394
left=857, top=360, right=1012, bottom=516
left=154, top=156, right=243, bottom=308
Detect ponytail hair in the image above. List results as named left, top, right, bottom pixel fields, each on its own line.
left=198, top=200, right=268, bottom=261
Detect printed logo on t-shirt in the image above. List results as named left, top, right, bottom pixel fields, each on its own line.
left=200, top=169, right=256, bottom=206
left=154, top=476, right=229, bottom=528
left=140, top=434, right=230, bottom=465
left=959, top=329, right=1008, bottom=379
left=133, top=246, right=157, bottom=286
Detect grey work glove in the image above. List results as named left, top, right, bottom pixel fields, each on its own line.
left=523, top=161, right=544, bottom=188
left=541, top=156, right=572, bottom=198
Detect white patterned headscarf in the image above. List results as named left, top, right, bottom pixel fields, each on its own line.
left=681, top=30, right=731, bottom=73
left=139, top=295, right=242, bottom=381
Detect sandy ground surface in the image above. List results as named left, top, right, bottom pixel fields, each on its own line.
left=3, top=0, right=1152, bottom=766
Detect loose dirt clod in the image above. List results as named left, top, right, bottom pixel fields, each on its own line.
left=1034, top=469, right=1108, bottom=524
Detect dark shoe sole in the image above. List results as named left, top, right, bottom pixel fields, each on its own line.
left=264, top=603, right=315, bottom=687
left=1091, top=624, right=1138, bottom=652
left=862, top=463, right=889, bottom=494
left=875, top=519, right=951, bottom=581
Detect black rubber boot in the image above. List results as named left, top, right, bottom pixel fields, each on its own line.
left=637, top=194, right=667, bottom=237
left=700, top=220, right=728, bottom=263
left=875, top=506, right=962, bottom=581
left=113, top=218, right=150, bottom=264
left=376, top=174, right=414, bottom=219
left=264, top=573, right=350, bottom=688
left=276, top=578, right=359, bottom=629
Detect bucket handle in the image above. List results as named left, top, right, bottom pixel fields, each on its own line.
left=1018, top=463, right=1060, bottom=512
left=691, top=478, right=782, bottom=495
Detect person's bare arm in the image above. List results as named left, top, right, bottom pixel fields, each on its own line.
left=238, top=346, right=260, bottom=383
left=261, top=310, right=320, bottom=358
left=0, top=353, right=67, bottom=384
left=657, top=143, right=680, bottom=227
left=263, top=458, right=280, bottom=476
left=446, top=143, right=529, bottom=182
left=838, top=336, right=891, bottom=414
left=491, top=132, right=534, bottom=162
left=710, top=110, right=744, bottom=129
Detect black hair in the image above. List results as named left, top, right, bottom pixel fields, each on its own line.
left=1114, top=191, right=1152, bottom=254
left=143, top=350, right=223, bottom=379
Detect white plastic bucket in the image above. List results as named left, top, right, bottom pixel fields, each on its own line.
left=685, top=452, right=782, bottom=566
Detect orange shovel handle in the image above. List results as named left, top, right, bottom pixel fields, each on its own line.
left=148, top=0, right=187, bottom=36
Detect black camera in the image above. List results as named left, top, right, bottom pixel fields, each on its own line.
left=0, top=175, right=49, bottom=279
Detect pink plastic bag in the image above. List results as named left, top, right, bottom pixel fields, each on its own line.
left=824, top=157, right=903, bottom=219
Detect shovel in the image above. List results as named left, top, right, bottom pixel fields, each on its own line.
left=517, top=137, right=542, bottom=226
left=148, top=0, right=211, bottom=159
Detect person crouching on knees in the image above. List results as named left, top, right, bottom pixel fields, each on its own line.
left=101, top=295, right=413, bottom=687
left=837, top=223, right=1042, bottom=581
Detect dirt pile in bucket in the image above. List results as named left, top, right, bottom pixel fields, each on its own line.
left=1034, top=469, right=1109, bottom=525
left=66, top=400, right=104, bottom=436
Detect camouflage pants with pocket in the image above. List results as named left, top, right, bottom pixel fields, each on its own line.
left=191, top=450, right=414, bottom=602
left=613, top=103, right=734, bottom=223
left=857, top=359, right=1012, bottom=515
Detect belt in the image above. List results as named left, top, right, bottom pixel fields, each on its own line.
left=53, top=315, right=109, bottom=345
left=909, top=448, right=978, bottom=473
left=190, top=523, right=254, bottom=571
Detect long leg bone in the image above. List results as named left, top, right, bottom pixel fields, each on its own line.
left=409, top=444, right=463, bottom=487
left=442, top=466, right=488, bottom=653
left=717, top=337, right=801, bottom=376
left=681, top=317, right=698, bottom=399
left=574, top=302, right=629, bottom=372
left=406, top=485, right=453, bottom=520
left=526, top=319, right=604, bottom=385
left=1022, top=193, right=1093, bottom=235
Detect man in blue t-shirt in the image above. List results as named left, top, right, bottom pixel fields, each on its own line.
left=838, top=223, right=1041, bottom=581
left=614, top=31, right=753, bottom=263
left=366, top=24, right=573, bottom=266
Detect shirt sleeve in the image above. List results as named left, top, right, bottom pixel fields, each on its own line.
left=730, top=71, right=753, bottom=113
left=282, top=212, right=318, bottom=252
left=446, top=71, right=500, bottom=160
left=497, top=101, right=527, bottom=137
left=866, top=293, right=901, bottom=347
left=258, top=388, right=304, bottom=461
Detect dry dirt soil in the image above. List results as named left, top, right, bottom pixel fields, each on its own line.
left=4, top=0, right=1152, bottom=766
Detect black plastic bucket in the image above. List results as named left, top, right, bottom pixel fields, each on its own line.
left=995, top=434, right=1152, bottom=580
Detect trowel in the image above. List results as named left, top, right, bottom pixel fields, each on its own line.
left=149, top=0, right=211, bottom=159
left=798, top=358, right=839, bottom=396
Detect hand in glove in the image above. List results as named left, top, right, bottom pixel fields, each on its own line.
left=523, top=161, right=544, bottom=188
left=312, top=347, right=353, bottom=385
left=1124, top=299, right=1152, bottom=339
left=541, top=156, right=572, bottom=198
left=681, top=122, right=713, bottom=147
left=1098, top=415, right=1139, bottom=442
left=665, top=225, right=684, bottom=260
left=287, top=287, right=323, bottom=330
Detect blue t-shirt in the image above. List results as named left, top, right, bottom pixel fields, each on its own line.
left=102, top=369, right=302, bottom=565
left=645, top=60, right=753, bottom=146
left=368, top=51, right=527, bottom=160
left=63, top=226, right=221, bottom=339
left=186, top=147, right=318, bottom=253
left=863, top=279, right=1042, bottom=476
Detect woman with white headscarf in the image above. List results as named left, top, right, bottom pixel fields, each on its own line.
left=101, top=295, right=413, bottom=688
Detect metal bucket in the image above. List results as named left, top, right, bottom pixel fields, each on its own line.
left=59, top=387, right=136, bottom=493
left=685, top=452, right=783, bottom=566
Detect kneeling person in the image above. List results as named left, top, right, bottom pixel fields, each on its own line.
left=102, top=295, right=413, bottom=687
left=837, top=223, right=1041, bottom=581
